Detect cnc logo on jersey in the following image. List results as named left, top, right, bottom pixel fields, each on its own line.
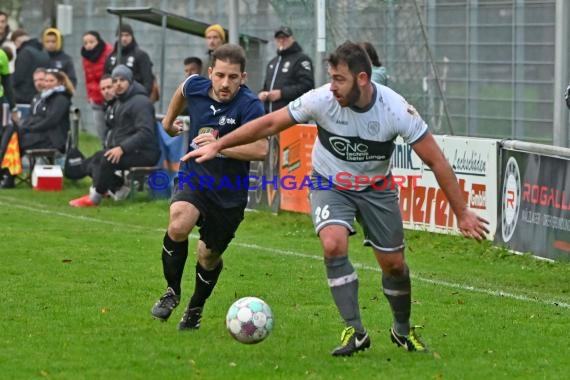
left=320, top=128, right=394, bottom=162
left=367, top=121, right=380, bottom=135
left=301, top=60, right=311, bottom=71
left=219, top=116, right=236, bottom=126
left=501, top=156, right=521, bottom=242
left=282, top=61, right=290, bottom=73
left=328, top=137, right=386, bottom=161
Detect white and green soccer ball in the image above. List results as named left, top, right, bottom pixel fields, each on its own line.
left=226, top=297, right=274, bottom=344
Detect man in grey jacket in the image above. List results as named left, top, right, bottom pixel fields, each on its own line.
left=69, top=65, right=160, bottom=207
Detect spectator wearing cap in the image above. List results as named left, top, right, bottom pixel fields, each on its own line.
left=203, top=24, right=226, bottom=75
left=259, top=26, right=314, bottom=113
left=104, top=23, right=155, bottom=97
left=11, top=28, right=50, bottom=105
left=69, top=64, right=159, bottom=208
left=42, top=27, right=78, bottom=87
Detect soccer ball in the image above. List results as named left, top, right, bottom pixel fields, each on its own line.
left=226, top=297, right=274, bottom=344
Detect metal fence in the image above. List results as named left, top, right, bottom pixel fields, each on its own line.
left=14, top=0, right=565, bottom=144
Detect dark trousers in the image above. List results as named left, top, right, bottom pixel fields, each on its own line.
left=85, top=149, right=159, bottom=194
left=20, top=131, right=62, bottom=152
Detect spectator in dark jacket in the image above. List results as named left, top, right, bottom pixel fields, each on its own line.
left=98, top=74, right=116, bottom=143
left=42, top=27, right=77, bottom=87
left=258, top=26, right=314, bottom=113
left=103, top=23, right=155, bottom=96
left=69, top=65, right=160, bottom=208
left=11, top=29, right=50, bottom=105
left=19, top=69, right=74, bottom=153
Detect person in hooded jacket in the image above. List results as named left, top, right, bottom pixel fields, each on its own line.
left=10, top=29, right=50, bottom=105
left=103, top=23, right=155, bottom=97
left=69, top=65, right=159, bottom=208
left=81, top=30, right=114, bottom=145
left=18, top=69, right=73, bottom=152
left=258, top=26, right=314, bottom=113
left=42, top=27, right=77, bottom=88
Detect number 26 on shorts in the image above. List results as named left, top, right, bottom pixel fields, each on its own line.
left=314, top=205, right=330, bottom=224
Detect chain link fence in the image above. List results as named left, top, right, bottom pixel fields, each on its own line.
left=13, top=0, right=560, bottom=143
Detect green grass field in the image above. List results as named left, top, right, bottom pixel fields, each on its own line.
left=1, top=135, right=569, bottom=379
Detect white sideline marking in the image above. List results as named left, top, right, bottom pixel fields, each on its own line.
left=236, top=242, right=570, bottom=309
left=1, top=197, right=569, bottom=310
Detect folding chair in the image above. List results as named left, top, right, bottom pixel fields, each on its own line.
left=20, top=107, right=80, bottom=186
left=123, top=121, right=185, bottom=199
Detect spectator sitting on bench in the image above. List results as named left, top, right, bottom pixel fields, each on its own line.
left=69, top=64, right=159, bottom=207
left=19, top=68, right=73, bottom=154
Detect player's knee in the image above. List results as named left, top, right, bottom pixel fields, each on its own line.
left=167, top=218, right=191, bottom=241
left=198, top=252, right=221, bottom=270
left=381, top=259, right=406, bottom=276
left=320, top=235, right=347, bottom=257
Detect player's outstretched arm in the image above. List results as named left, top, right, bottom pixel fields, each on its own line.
left=184, top=107, right=295, bottom=163
left=412, top=132, right=490, bottom=240
left=162, top=82, right=187, bottom=137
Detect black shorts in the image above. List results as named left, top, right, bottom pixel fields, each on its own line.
left=171, top=185, right=245, bottom=254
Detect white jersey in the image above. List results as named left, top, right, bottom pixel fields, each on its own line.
left=288, top=82, right=428, bottom=188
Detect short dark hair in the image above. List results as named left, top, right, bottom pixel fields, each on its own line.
left=100, top=73, right=112, bottom=82
left=184, top=56, right=203, bottom=68
left=211, top=44, right=246, bottom=72
left=33, top=67, right=47, bottom=75
left=359, top=41, right=382, bottom=67
left=0, top=11, right=8, bottom=19
left=10, top=28, right=28, bottom=42
left=327, top=41, right=372, bottom=81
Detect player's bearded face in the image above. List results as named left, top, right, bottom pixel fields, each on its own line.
left=344, top=79, right=361, bottom=107
left=209, top=60, right=245, bottom=102
left=329, top=63, right=360, bottom=107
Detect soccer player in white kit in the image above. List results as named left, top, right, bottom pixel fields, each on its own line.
left=186, top=41, right=489, bottom=356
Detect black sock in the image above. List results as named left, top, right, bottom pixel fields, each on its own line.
left=382, top=265, right=411, bottom=336
left=188, top=260, right=223, bottom=309
left=161, top=232, right=188, bottom=295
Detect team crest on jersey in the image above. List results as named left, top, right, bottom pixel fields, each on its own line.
left=126, top=56, right=135, bottom=67
left=367, top=121, right=380, bottom=135
left=282, top=61, right=290, bottom=73
left=301, top=60, right=311, bottom=71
